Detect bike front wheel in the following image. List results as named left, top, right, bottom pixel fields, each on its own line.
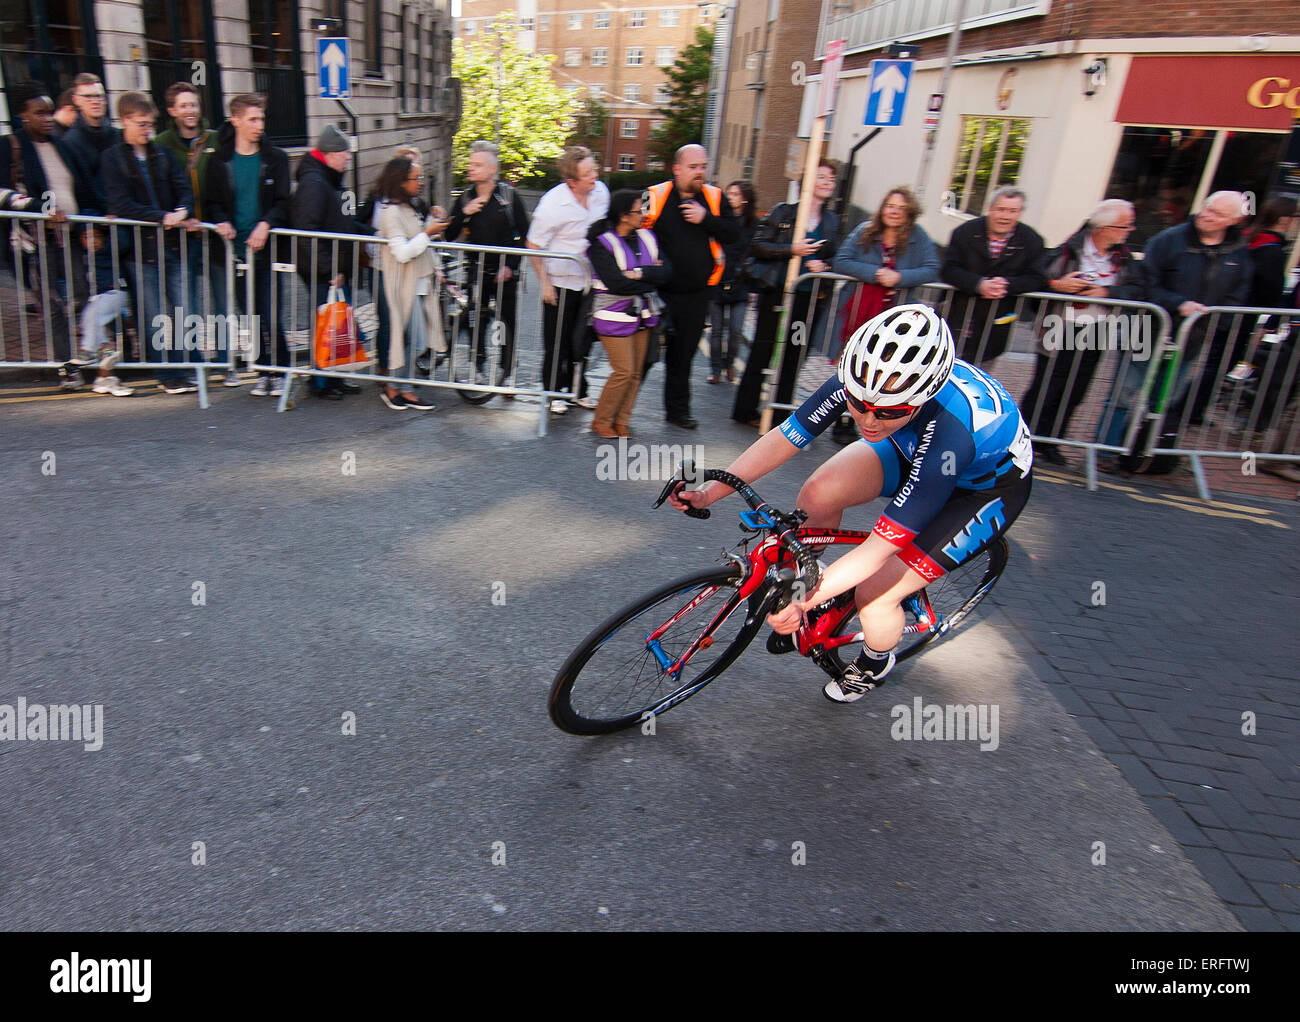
left=823, top=537, right=1009, bottom=673
left=549, top=566, right=766, bottom=735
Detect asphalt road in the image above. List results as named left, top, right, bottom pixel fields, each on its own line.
left=1, top=355, right=1293, bottom=931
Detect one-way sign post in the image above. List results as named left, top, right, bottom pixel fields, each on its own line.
left=318, top=37, right=350, bottom=99
left=864, top=59, right=913, bottom=127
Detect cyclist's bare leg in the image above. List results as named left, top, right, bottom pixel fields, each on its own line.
left=851, top=557, right=930, bottom=652
left=797, top=441, right=885, bottom=530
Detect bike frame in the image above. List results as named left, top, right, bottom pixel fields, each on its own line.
left=647, top=522, right=941, bottom=680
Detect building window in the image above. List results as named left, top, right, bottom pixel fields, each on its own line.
left=626, top=48, right=643, bottom=67
left=540, top=14, right=549, bottom=30
left=1102, top=126, right=1280, bottom=249
left=623, top=83, right=641, bottom=102
left=619, top=153, right=635, bottom=171
left=588, top=83, right=605, bottom=99
left=564, top=84, right=581, bottom=94
left=568, top=13, right=583, bottom=30
left=565, top=48, right=581, bottom=66
left=628, top=11, right=646, bottom=28
left=621, top=119, right=639, bottom=138
left=463, top=19, right=475, bottom=34
left=426, top=15, right=437, bottom=111
left=520, top=16, right=534, bottom=31
left=654, top=84, right=671, bottom=105
left=365, top=5, right=384, bottom=77
left=947, top=116, right=1032, bottom=215
left=595, top=12, right=610, bottom=29
left=660, top=9, right=679, bottom=27
left=701, top=4, right=714, bottom=23
left=657, top=46, right=675, bottom=67
left=590, top=47, right=608, bottom=67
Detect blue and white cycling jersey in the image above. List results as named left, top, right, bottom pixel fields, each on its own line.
left=778, top=360, right=1033, bottom=547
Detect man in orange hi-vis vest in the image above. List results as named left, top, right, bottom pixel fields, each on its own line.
left=641, top=144, right=738, bottom=429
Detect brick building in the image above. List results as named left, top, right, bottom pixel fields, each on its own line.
left=1, top=1, right=457, bottom=205
left=709, top=0, right=822, bottom=211
left=807, top=0, right=1300, bottom=249
left=455, top=0, right=718, bottom=173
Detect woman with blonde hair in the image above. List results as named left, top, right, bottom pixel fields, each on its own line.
left=376, top=155, right=449, bottom=409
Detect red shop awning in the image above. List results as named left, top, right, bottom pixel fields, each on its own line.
left=1116, top=55, right=1300, bottom=132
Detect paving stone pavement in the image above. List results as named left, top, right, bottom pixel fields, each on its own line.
left=994, top=471, right=1300, bottom=930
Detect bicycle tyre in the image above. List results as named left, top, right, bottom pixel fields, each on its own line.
left=823, top=537, right=1009, bottom=673
left=549, top=566, right=767, bottom=735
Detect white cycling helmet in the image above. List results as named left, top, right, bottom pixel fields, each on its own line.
left=838, top=303, right=955, bottom=407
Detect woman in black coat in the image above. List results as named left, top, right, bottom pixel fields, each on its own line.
left=733, top=161, right=841, bottom=425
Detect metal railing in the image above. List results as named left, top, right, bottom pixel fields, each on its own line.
left=248, top=227, right=591, bottom=434
left=1, top=210, right=238, bottom=408
left=1139, top=305, right=1300, bottom=499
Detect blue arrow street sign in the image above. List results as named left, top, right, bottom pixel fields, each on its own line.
left=318, top=37, right=350, bottom=99
left=864, top=59, right=912, bottom=127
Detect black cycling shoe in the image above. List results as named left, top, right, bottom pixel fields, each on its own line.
left=824, top=649, right=895, bottom=703
left=766, top=631, right=796, bottom=655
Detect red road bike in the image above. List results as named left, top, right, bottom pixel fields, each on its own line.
left=548, top=468, right=1008, bottom=735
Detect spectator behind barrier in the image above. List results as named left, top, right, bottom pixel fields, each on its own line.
left=445, top=139, right=530, bottom=387
left=375, top=155, right=448, bottom=410
left=290, top=123, right=374, bottom=399
left=642, top=143, right=739, bottom=430
left=586, top=188, right=674, bottom=438
left=829, top=184, right=939, bottom=442
left=526, top=145, right=610, bottom=414
left=1138, top=190, right=1253, bottom=428
left=940, top=185, right=1046, bottom=366
left=205, top=93, right=292, bottom=395
left=0, top=80, right=102, bottom=386
left=706, top=180, right=757, bottom=385
left=1021, top=198, right=1142, bottom=464
left=62, top=73, right=119, bottom=180
left=732, top=160, right=839, bottom=428
left=99, top=90, right=198, bottom=394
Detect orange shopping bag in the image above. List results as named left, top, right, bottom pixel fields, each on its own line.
left=313, top=285, right=370, bottom=371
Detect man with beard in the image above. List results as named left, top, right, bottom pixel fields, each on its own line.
left=641, top=144, right=738, bottom=429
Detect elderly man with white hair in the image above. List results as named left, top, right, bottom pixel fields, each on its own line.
left=1020, top=198, right=1142, bottom=463
left=1137, top=190, right=1253, bottom=426
left=445, top=140, right=530, bottom=389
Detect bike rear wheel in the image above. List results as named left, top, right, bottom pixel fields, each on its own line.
left=823, top=537, right=1009, bottom=672
left=549, top=566, right=766, bottom=735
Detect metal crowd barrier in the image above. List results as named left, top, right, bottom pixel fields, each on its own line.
left=1140, top=305, right=1300, bottom=499
left=250, top=228, right=588, bottom=434
left=758, top=273, right=1178, bottom=491
left=1, top=210, right=239, bottom=409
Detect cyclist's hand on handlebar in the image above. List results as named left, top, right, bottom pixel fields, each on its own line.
left=667, top=483, right=712, bottom=513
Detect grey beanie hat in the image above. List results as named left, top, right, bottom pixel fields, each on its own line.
left=316, top=124, right=351, bottom=153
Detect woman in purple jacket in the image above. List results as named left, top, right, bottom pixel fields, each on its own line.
left=586, top=189, right=674, bottom=438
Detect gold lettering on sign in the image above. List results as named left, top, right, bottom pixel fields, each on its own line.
left=1245, top=76, right=1300, bottom=110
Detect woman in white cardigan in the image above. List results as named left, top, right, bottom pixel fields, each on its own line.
left=377, top=156, right=449, bottom=410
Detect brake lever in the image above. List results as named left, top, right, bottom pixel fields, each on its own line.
left=651, top=475, right=711, bottom=519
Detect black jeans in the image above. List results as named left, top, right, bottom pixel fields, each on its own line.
left=734, top=288, right=816, bottom=423
left=661, top=289, right=710, bottom=420
left=541, top=287, right=586, bottom=395
left=1020, top=341, right=1107, bottom=438
left=467, top=268, right=518, bottom=374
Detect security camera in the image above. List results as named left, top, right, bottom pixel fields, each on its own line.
left=1082, top=59, right=1107, bottom=97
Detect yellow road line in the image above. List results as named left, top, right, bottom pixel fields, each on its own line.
left=1033, top=467, right=1290, bottom=528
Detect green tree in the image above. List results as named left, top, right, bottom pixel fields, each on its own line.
left=568, top=95, right=609, bottom=158
left=452, top=14, right=581, bottom=181
left=649, top=26, right=713, bottom=171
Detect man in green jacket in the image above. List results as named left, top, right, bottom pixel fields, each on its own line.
left=155, top=82, right=237, bottom=383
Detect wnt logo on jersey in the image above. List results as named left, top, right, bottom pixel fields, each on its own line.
left=941, top=498, right=1006, bottom=563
